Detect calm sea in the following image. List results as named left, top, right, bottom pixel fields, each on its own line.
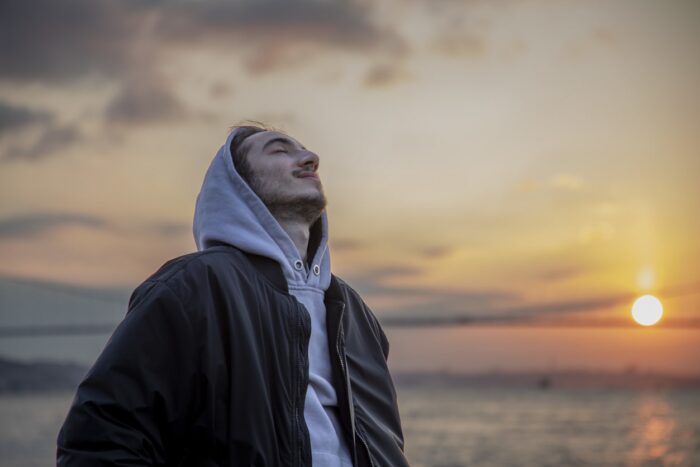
left=1, top=384, right=699, bottom=466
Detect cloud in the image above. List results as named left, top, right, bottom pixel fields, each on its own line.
left=2, top=0, right=408, bottom=144
left=375, top=279, right=700, bottom=328
left=551, top=174, right=584, bottom=191
left=0, top=0, right=136, bottom=83
left=155, top=0, right=407, bottom=76
left=362, top=265, right=423, bottom=280
left=0, top=212, right=192, bottom=240
left=431, top=31, right=485, bottom=58
left=378, top=291, right=631, bottom=327
left=419, top=245, right=453, bottom=259
left=343, top=263, right=695, bottom=328
left=364, top=62, right=412, bottom=88
left=157, top=0, right=402, bottom=51
left=343, top=267, right=517, bottom=312
left=145, top=221, right=191, bottom=238
left=0, top=101, right=53, bottom=134
left=2, top=123, right=83, bottom=162
left=537, top=266, right=585, bottom=282
left=209, top=81, right=233, bottom=98
left=0, top=212, right=107, bottom=239
left=105, top=73, right=189, bottom=125
left=1, top=0, right=405, bottom=84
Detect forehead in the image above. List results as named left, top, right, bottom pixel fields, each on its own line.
left=245, top=130, right=304, bottom=150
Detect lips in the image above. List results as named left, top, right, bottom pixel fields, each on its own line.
left=296, top=171, right=319, bottom=179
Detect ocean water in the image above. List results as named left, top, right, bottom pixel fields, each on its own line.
left=399, top=385, right=700, bottom=467
left=1, top=385, right=699, bottom=466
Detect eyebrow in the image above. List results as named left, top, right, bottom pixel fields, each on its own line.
left=262, top=137, right=306, bottom=151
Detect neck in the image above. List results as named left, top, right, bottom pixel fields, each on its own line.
left=274, top=216, right=311, bottom=262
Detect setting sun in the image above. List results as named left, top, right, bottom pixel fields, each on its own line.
left=631, top=295, right=664, bottom=326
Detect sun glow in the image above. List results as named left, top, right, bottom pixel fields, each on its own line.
left=631, top=295, right=664, bottom=326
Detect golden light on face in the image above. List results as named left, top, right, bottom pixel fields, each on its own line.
left=631, top=295, right=664, bottom=326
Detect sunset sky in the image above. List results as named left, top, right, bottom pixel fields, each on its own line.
left=1, top=0, right=699, bottom=374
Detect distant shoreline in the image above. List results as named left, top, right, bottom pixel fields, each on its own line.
left=393, top=370, right=700, bottom=390
left=2, top=355, right=700, bottom=394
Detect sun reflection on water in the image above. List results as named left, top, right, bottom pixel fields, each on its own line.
left=627, top=394, right=687, bottom=466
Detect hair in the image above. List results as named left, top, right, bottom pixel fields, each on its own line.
left=228, top=121, right=274, bottom=184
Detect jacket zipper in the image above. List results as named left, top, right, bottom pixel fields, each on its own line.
left=295, top=310, right=301, bottom=467
left=334, top=304, right=358, bottom=464
left=357, top=429, right=376, bottom=467
left=335, top=303, right=375, bottom=467
left=295, top=307, right=309, bottom=467
left=335, top=321, right=346, bottom=376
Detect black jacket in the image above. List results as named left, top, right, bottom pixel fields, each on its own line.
left=57, top=245, right=409, bottom=466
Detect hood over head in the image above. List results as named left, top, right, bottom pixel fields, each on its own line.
left=193, top=128, right=331, bottom=290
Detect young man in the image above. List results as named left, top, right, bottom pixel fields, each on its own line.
left=57, top=124, right=408, bottom=466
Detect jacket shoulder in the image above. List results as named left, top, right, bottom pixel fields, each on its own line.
left=128, top=246, right=252, bottom=307
left=147, top=246, right=246, bottom=280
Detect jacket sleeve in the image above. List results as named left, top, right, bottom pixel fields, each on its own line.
left=57, top=280, right=198, bottom=466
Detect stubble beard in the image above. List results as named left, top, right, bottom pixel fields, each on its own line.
left=247, top=173, right=327, bottom=225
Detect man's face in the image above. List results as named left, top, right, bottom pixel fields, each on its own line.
left=238, top=131, right=327, bottom=223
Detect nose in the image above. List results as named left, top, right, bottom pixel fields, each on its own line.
left=298, top=149, right=319, bottom=172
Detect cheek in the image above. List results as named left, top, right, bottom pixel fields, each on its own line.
left=250, top=159, right=286, bottom=179
left=253, top=163, right=293, bottom=191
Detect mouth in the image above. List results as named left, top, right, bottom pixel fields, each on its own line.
left=295, top=171, right=319, bottom=180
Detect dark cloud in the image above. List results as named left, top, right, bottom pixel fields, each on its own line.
left=343, top=269, right=517, bottom=310
left=2, top=123, right=82, bottom=162
left=155, top=1, right=407, bottom=76
left=0, top=101, right=53, bottom=134
left=0, top=212, right=193, bottom=240
left=419, top=245, right=453, bottom=259
left=0, top=0, right=137, bottom=83
left=378, top=292, right=632, bottom=327
left=342, top=264, right=696, bottom=328
left=1, top=0, right=404, bottom=83
left=377, top=283, right=700, bottom=328
left=105, top=74, right=189, bottom=125
left=409, top=0, right=490, bottom=59
left=497, top=295, right=624, bottom=317
left=157, top=0, right=401, bottom=51
left=0, top=212, right=107, bottom=239
left=2, top=0, right=405, bottom=146
left=537, top=266, right=585, bottom=282
left=147, top=221, right=191, bottom=237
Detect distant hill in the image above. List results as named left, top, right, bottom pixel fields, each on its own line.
left=394, top=369, right=700, bottom=390
left=2, top=354, right=700, bottom=395
left=0, top=275, right=130, bottom=364
left=0, top=357, right=88, bottom=394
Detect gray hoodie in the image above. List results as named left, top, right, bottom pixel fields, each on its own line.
left=193, top=129, right=353, bottom=467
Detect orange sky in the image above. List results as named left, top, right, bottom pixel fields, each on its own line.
left=1, top=0, right=699, bottom=373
